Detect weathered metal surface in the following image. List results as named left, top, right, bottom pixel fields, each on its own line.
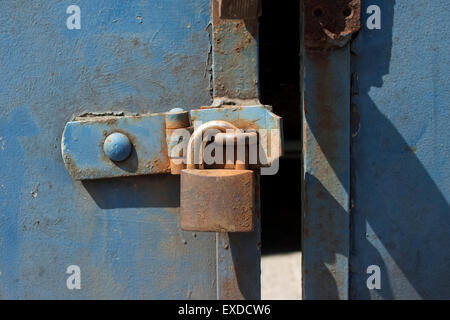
left=191, top=105, right=279, bottom=131
left=180, top=119, right=255, bottom=232
left=103, top=132, right=133, bottom=162
left=219, top=0, right=260, bottom=19
left=303, top=0, right=361, bottom=48
left=62, top=105, right=281, bottom=179
left=350, top=0, right=450, bottom=299
left=212, top=0, right=259, bottom=99
left=0, top=0, right=267, bottom=300
left=0, top=0, right=218, bottom=299
left=165, top=109, right=191, bottom=175
left=190, top=105, right=283, bottom=172
left=165, top=109, right=191, bottom=129
left=180, top=169, right=255, bottom=232
left=62, top=113, right=171, bottom=180
left=214, top=131, right=257, bottom=145
left=210, top=0, right=262, bottom=300
left=216, top=173, right=261, bottom=300
left=302, top=47, right=351, bottom=299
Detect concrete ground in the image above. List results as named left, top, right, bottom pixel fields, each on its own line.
left=261, top=251, right=302, bottom=300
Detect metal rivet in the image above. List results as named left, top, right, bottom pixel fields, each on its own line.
left=103, top=132, right=132, bottom=162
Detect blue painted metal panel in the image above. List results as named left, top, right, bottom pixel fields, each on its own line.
left=351, top=0, right=450, bottom=299
left=0, top=0, right=219, bottom=299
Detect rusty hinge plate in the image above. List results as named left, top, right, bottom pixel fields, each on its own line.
left=303, top=0, right=361, bottom=48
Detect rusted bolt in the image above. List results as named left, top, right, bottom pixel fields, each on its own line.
left=103, top=132, right=132, bottom=162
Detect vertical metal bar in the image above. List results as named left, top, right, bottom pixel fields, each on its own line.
left=301, top=0, right=360, bottom=300
left=211, top=0, right=259, bottom=101
left=302, top=46, right=351, bottom=299
left=211, top=0, right=261, bottom=299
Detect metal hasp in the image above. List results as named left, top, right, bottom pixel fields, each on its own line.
left=61, top=105, right=282, bottom=180
left=301, top=0, right=360, bottom=299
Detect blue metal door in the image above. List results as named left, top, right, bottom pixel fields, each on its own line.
left=303, top=0, right=450, bottom=299
left=0, top=0, right=265, bottom=299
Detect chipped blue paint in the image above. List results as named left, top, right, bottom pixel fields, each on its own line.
left=62, top=105, right=281, bottom=180
left=0, top=0, right=268, bottom=300
left=0, top=0, right=218, bottom=299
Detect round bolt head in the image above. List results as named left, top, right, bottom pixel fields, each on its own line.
left=103, top=132, right=132, bottom=162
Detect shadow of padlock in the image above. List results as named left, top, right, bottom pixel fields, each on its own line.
left=180, top=121, right=255, bottom=232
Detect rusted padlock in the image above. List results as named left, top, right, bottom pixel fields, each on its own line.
left=180, top=121, right=255, bottom=232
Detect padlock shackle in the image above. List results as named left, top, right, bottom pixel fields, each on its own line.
left=186, top=120, right=238, bottom=169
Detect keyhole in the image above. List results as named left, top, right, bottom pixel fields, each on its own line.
left=343, top=8, right=352, bottom=17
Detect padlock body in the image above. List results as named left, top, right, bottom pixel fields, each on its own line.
left=180, top=169, right=255, bottom=232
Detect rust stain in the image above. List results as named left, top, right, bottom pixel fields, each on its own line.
left=219, top=0, right=259, bottom=20
left=404, top=146, right=417, bottom=153
left=307, top=51, right=340, bottom=163
left=63, top=153, right=102, bottom=179
left=212, top=0, right=258, bottom=98
left=303, top=0, right=361, bottom=48
left=145, top=155, right=170, bottom=172
left=180, top=169, right=255, bottom=232
left=231, top=118, right=258, bottom=131
left=221, top=271, right=244, bottom=300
